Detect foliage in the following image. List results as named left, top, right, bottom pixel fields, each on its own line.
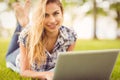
left=110, top=2, right=120, bottom=10
left=86, top=7, right=108, bottom=16
left=110, top=2, right=120, bottom=27
left=62, top=0, right=85, bottom=9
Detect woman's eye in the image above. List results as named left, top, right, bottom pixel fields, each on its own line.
left=54, top=12, right=59, bottom=16
left=45, top=14, right=49, bottom=18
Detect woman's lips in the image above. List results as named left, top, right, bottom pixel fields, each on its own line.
left=47, top=25, right=57, bottom=29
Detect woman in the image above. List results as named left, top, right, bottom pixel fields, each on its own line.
left=7, top=0, right=77, bottom=79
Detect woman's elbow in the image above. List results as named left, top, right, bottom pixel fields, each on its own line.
left=20, top=70, right=27, bottom=77
left=20, top=71, right=25, bottom=77
left=20, top=69, right=32, bottom=78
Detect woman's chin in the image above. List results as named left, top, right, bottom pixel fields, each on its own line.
left=47, top=28, right=57, bottom=33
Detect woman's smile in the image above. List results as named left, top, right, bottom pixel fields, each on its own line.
left=48, top=25, right=56, bottom=29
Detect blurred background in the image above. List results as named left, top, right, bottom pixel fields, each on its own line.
left=0, top=1, right=120, bottom=79
left=0, top=0, right=120, bottom=40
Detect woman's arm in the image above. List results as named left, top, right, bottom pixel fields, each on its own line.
left=67, top=42, right=76, bottom=51
left=19, top=43, right=53, bottom=79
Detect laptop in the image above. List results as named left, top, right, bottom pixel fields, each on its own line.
left=53, top=49, right=120, bottom=80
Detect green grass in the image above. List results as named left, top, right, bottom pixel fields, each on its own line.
left=0, top=38, right=120, bottom=80
left=0, top=38, right=30, bottom=80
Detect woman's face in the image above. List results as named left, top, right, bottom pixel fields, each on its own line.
left=43, top=3, right=63, bottom=33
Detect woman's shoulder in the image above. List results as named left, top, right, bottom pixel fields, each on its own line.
left=59, top=26, right=77, bottom=43
left=60, top=26, right=72, bottom=31
left=60, top=26, right=77, bottom=38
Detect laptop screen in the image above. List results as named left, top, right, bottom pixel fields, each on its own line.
left=53, top=49, right=120, bottom=80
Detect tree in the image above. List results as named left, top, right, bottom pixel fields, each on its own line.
left=93, top=0, right=97, bottom=39
left=110, top=2, right=120, bottom=28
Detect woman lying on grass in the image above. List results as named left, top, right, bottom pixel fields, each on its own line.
left=6, top=0, right=77, bottom=79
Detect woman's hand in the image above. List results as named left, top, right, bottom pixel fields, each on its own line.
left=12, top=0, right=31, bottom=27
left=42, top=72, right=54, bottom=80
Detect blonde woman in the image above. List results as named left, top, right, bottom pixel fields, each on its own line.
left=7, top=0, right=77, bottom=79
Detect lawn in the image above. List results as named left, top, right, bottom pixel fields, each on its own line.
left=0, top=38, right=120, bottom=80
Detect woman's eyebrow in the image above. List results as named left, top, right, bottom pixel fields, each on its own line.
left=54, top=10, right=60, bottom=13
left=52, top=10, right=60, bottom=15
left=45, top=10, right=60, bottom=15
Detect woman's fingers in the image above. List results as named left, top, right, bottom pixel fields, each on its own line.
left=46, top=72, right=54, bottom=80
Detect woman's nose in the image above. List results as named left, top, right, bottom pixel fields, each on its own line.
left=48, top=16, right=56, bottom=23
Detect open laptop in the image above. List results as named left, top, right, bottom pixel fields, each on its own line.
left=53, top=49, right=120, bottom=80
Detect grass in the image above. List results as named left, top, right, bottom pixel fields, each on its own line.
left=0, top=38, right=30, bottom=80
left=0, top=38, right=120, bottom=80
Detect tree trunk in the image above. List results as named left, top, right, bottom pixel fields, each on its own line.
left=116, top=3, right=120, bottom=38
left=93, top=0, right=97, bottom=39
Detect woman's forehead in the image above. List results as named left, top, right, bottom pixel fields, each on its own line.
left=46, top=3, right=61, bottom=13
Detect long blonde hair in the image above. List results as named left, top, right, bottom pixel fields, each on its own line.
left=26, top=0, right=63, bottom=66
